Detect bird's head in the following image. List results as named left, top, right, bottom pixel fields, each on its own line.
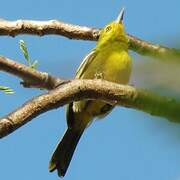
left=97, top=8, right=128, bottom=48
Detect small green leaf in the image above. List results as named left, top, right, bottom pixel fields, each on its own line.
left=19, top=40, right=30, bottom=66
left=0, top=86, right=14, bottom=94
left=19, top=40, right=38, bottom=69
left=30, top=60, right=38, bottom=69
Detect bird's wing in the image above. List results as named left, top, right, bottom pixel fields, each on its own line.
left=75, top=50, right=97, bottom=79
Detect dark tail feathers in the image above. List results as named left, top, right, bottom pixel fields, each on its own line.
left=49, top=128, right=83, bottom=177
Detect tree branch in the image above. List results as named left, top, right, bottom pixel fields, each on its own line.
left=1, top=19, right=180, bottom=140
left=0, top=79, right=180, bottom=139
left=0, top=56, right=62, bottom=89
left=0, top=19, right=179, bottom=59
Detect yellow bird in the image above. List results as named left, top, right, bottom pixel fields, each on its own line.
left=49, top=8, right=132, bottom=177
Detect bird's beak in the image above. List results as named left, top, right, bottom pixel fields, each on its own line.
left=116, top=7, right=125, bottom=23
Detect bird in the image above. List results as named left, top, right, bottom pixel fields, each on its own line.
left=49, top=7, right=132, bottom=177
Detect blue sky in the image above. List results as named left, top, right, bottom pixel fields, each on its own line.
left=0, top=0, right=180, bottom=180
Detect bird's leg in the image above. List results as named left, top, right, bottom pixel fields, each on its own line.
left=94, top=72, right=104, bottom=79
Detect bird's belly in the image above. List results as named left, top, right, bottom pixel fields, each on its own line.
left=73, top=50, right=132, bottom=123
left=84, top=53, right=132, bottom=118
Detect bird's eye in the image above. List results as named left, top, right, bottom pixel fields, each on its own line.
left=105, top=26, right=112, bottom=32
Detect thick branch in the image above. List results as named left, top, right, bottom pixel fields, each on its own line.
left=0, top=19, right=179, bottom=59
left=0, top=56, right=61, bottom=89
left=0, top=79, right=180, bottom=139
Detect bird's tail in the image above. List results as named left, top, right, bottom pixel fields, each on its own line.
left=49, top=128, right=84, bottom=177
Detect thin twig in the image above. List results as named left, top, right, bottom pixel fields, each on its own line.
left=0, top=56, right=61, bottom=89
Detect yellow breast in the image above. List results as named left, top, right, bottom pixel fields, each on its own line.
left=73, top=48, right=132, bottom=121
left=82, top=49, right=132, bottom=84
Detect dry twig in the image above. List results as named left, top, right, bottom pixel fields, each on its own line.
left=0, top=56, right=61, bottom=89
